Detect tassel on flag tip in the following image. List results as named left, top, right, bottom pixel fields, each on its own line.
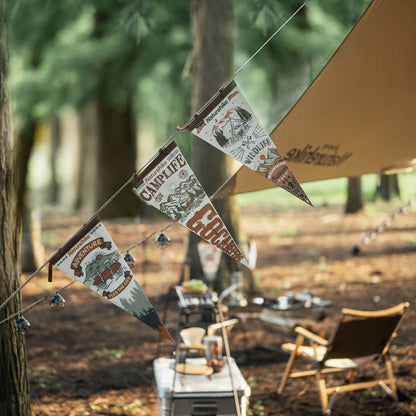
left=160, top=325, right=174, bottom=343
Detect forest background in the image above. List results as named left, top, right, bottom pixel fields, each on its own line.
left=1, top=0, right=416, bottom=414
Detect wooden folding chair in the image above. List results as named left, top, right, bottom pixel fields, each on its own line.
left=278, top=302, right=409, bottom=415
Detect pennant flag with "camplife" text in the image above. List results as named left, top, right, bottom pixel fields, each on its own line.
left=187, top=81, right=312, bottom=206
left=49, top=218, right=172, bottom=341
left=132, top=141, right=249, bottom=268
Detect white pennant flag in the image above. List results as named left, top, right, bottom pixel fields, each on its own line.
left=187, top=81, right=312, bottom=206
left=49, top=219, right=172, bottom=340
left=132, top=142, right=248, bottom=267
left=197, top=241, right=222, bottom=284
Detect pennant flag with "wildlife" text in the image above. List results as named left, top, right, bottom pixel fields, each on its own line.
left=49, top=219, right=172, bottom=340
left=187, top=81, right=312, bottom=206
left=132, top=142, right=248, bottom=267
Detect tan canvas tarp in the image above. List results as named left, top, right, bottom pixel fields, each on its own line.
left=214, top=0, right=416, bottom=199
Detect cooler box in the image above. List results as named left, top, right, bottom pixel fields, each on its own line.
left=154, top=357, right=251, bottom=416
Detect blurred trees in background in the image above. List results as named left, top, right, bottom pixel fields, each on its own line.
left=9, top=0, right=371, bottom=218
left=10, top=0, right=192, bottom=219
left=0, top=0, right=32, bottom=413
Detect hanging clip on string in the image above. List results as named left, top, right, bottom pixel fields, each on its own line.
left=176, top=123, right=189, bottom=131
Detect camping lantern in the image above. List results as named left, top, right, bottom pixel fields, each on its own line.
left=155, top=232, right=171, bottom=248
left=124, top=252, right=136, bottom=268
left=15, top=316, right=30, bottom=334
left=50, top=293, right=66, bottom=310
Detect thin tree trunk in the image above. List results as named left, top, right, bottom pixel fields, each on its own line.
left=75, top=101, right=99, bottom=211
left=15, top=121, right=35, bottom=225
left=15, top=120, right=44, bottom=272
left=345, top=176, right=364, bottom=213
left=374, top=173, right=400, bottom=201
left=0, top=1, right=32, bottom=412
left=187, top=0, right=252, bottom=293
left=90, top=7, right=140, bottom=219
left=50, top=114, right=60, bottom=204
left=94, top=93, right=140, bottom=218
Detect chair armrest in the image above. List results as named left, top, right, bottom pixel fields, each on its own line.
left=342, top=302, right=409, bottom=318
left=207, top=318, right=239, bottom=336
left=294, top=326, right=329, bottom=346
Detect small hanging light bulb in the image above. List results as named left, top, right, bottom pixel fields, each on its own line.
left=124, top=252, right=136, bottom=268
left=15, top=316, right=30, bottom=335
left=360, top=232, right=370, bottom=245
left=383, top=220, right=391, bottom=228
left=155, top=232, right=171, bottom=248
left=50, top=293, right=66, bottom=310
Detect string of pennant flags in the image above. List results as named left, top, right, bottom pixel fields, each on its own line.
left=1, top=1, right=312, bottom=338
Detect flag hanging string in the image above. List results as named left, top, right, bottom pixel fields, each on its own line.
left=122, top=182, right=228, bottom=255
left=0, top=281, right=75, bottom=326
left=123, top=221, right=175, bottom=254
left=227, top=0, right=309, bottom=82
left=0, top=1, right=309, bottom=315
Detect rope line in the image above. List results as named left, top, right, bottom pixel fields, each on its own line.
left=0, top=280, right=75, bottom=325
left=230, top=0, right=309, bottom=82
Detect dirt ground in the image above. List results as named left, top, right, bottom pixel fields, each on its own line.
left=21, top=202, right=416, bottom=416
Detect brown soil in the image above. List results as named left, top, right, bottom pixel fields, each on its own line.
left=21, top=203, right=416, bottom=416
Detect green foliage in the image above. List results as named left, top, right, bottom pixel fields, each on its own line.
left=10, top=0, right=372, bottom=134
left=90, top=345, right=125, bottom=361
left=10, top=0, right=382, bottom=199
left=9, top=0, right=191, bottom=135
left=249, top=399, right=265, bottom=416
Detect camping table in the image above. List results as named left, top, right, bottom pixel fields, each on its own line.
left=258, top=294, right=332, bottom=336
left=154, top=357, right=251, bottom=416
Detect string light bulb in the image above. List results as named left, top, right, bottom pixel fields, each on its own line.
left=155, top=232, right=171, bottom=248
left=50, top=293, right=66, bottom=310
left=124, top=252, right=136, bottom=268
left=15, top=316, right=30, bottom=335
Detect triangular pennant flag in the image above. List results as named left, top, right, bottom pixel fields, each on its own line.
left=132, top=142, right=249, bottom=268
left=49, top=218, right=172, bottom=341
left=187, top=81, right=312, bottom=206
left=197, top=241, right=222, bottom=284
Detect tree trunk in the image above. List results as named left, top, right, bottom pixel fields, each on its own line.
left=75, top=101, right=99, bottom=212
left=94, top=93, right=140, bottom=218
left=90, top=8, right=140, bottom=219
left=187, top=0, right=252, bottom=293
left=15, top=120, right=44, bottom=272
left=0, top=1, right=32, bottom=412
left=50, top=114, right=61, bottom=204
left=345, top=176, right=364, bottom=213
left=374, top=173, right=400, bottom=201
